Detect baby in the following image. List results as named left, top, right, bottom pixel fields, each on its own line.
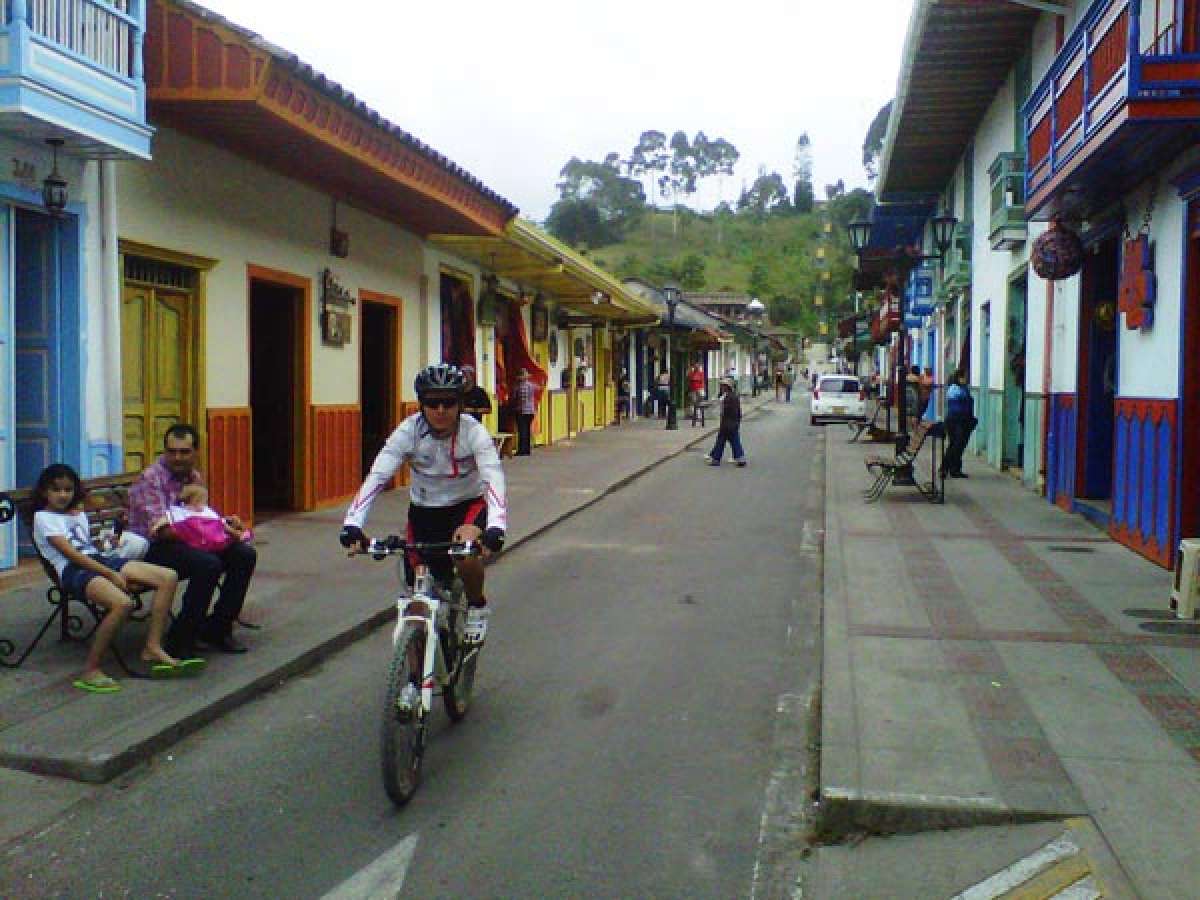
left=166, top=485, right=252, bottom=554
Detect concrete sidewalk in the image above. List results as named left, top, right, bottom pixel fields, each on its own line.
left=819, top=428, right=1200, bottom=898
left=0, top=404, right=762, bottom=797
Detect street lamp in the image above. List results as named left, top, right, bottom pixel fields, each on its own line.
left=846, top=211, right=957, bottom=443
left=662, top=281, right=681, bottom=430
left=746, top=297, right=766, bottom=396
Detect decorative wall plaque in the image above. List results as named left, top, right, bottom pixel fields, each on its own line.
left=321, top=267, right=355, bottom=346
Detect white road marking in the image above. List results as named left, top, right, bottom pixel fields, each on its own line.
left=320, top=834, right=419, bottom=900
left=951, top=835, right=1083, bottom=899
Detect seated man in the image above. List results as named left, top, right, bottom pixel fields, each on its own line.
left=129, top=423, right=258, bottom=657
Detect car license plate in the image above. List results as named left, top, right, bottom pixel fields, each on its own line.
left=833, top=406, right=846, bottom=414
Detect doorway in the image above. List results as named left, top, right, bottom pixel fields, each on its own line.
left=121, top=255, right=198, bottom=473
left=1003, top=275, right=1028, bottom=470
left=249, top=277, right=303, bottom=515
left=359, top=294, right=401, bottom=476
left=1076, top=237, right=1119, bottom=504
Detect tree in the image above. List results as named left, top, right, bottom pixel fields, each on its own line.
left=792, top=133, right=814, bottom=214
left=748, top=261, right=771, bottom=299
left=677, top=253, right=706, bottom=290
left=738, top=170, right=791, bottom=218
left=628, top=130, right=669, bottom=209
left=863, top=100, right=892, bottom=183
left=825, top=179, right=846, bottom=201
left=546, top=155, right=646, bottom=248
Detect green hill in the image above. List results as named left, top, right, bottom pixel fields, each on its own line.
left=581, top=204, right=865, bottom=334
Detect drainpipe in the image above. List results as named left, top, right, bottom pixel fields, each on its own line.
left=100, top=160, right=122, bottom=471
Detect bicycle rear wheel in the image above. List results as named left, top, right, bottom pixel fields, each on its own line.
left=381, top=624, right=425, bottom=806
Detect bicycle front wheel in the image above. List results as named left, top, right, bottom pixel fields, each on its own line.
left=443, top=637, right=479, bottom=722
left=381, top=624, right=425, bottom=806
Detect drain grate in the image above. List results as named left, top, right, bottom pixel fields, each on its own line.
left=1048, top=545, right=1096, bottom=553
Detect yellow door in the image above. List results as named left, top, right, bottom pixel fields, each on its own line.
left=122, top=284, right=192, bottom=472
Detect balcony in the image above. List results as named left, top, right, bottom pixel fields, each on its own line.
left=942, top=221, right=972, bottom=294
left=989, top=152, right=1026, bottom=251
left=0, top=0, right=151, bottom=158
left=1024, top=0, right=1200, bottom=219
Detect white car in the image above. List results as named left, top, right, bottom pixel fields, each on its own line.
left=811, top=375, right=866, bottom=425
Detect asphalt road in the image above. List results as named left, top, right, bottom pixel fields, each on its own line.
left=2, top=399, right=825, bottom=899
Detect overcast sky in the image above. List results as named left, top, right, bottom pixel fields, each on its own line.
left=199, top=0, right=914, bottom=221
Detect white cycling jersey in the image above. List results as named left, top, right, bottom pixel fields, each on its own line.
left=344, top=413, right=507, bottom=532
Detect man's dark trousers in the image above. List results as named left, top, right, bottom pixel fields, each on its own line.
left=516, top=413, right=534, bottom=455
left=147, top=540, right=257, bottom=650
left=941, top=417, right=973, bottom=476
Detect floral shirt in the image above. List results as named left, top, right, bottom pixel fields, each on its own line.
left=515, top=379, right=537, bottom=415
left=128, top=456, right=205, bottom=539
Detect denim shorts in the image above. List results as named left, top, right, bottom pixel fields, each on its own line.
left=61, top=554, right=130, bottom=598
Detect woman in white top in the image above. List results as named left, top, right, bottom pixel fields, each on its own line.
left=30, top=464, right=197, bottom=693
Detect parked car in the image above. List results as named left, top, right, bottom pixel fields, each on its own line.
left=811, top=375, right=866, bottom=425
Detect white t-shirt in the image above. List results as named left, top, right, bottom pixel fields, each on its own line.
left=32, top=510, right=97, bottom=576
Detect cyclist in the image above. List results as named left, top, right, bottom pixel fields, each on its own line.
left=340, top=364, right=507, bottom=645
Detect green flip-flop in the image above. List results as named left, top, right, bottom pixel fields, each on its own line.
left=175, top=657, right=207, bottom=677
left=149, top=658, right=207, bottom=679
left=74, top=675, right=121, bottom=694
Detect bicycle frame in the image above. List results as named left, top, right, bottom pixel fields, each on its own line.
left=396, top=564, right=461, bottom=716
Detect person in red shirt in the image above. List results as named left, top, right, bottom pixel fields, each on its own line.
left=687, top=362, right=706, bottom=414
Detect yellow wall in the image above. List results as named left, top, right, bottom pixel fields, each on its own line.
left=551, top=390, right=569, bottom=441
left=578, top=388, right=595, bottom=432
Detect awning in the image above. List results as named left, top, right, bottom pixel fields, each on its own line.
left=878, top=0, right=1043, bottom=197
left=429, top=221, right=659, bottom=324
left=145, top=0, right=516, bottom=236
left=852, top=200, right=935, bottom=289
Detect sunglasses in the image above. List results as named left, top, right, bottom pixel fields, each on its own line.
left=422, top=398, right=460, bottom=410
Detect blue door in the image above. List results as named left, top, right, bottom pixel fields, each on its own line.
left=15, top=207, right=62, bottom=506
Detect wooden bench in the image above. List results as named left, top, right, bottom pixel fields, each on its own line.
left=0, top=474, right=154, bottom=670
left=492, top=433, right=516, bottom=458
left=862, top=420, right=946, bottom=503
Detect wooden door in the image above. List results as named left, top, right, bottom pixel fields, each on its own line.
left=14, top=209, right=60, bottom=488
left=122, top=283, right=192, bottom=472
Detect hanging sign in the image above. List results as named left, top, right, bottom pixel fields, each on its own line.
left=905, top=261, right=935, bottom=317
left=1118, top=234, right=1156, bottom=329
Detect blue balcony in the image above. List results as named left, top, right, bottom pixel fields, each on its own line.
left=1024, top=0, right=1200, bottom=219
left=0, top=0, right=151, bottom=158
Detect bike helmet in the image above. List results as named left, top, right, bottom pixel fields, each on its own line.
left=414, top=363, right=465, bottom=400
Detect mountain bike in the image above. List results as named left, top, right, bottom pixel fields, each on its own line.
left=359, top=536, right=482, bottom=806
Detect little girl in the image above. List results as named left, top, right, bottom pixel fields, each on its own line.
left=165, top=485, right=252, bottom=554
left=30, top=463, right=197, bottom=692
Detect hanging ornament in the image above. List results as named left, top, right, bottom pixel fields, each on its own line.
left=1031, top=217, right=1084, bottom=281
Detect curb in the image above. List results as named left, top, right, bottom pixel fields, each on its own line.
left=2, top=417, right=738, bottom=785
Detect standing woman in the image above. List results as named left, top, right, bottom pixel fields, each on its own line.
left=940, top=369, right=976, bottom=479
left=704, top=378, right=747, bottom=467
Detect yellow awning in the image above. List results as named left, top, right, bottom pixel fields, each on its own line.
left=429, top=220, right=659, bottom=324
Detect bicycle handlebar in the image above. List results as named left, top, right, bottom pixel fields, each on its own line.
left=361, top=536, right=480, bottom=561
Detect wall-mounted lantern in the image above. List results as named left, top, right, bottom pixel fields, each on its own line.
left=42, top=138, right=68, bottom=216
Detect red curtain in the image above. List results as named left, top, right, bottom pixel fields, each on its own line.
left=494, top=301, right=547, bottom=408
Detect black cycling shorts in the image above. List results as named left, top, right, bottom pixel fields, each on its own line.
left=405, top=497, right=486, bottom=584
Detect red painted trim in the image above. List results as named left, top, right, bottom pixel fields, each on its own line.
left=312, top=405, right=362, bottom=506
left=207, top=407, right=253, bottom=527
left=1140, top=61, right=1200, bottom=82
left=1127, top=100, right=1200, bottom=119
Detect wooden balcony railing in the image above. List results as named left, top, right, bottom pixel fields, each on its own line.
left=2, top=0, right=141, bottom=79
left=1024, top=0, right=1200, bottom=208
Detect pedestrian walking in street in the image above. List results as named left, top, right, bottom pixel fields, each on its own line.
left=784, top=365, right=795, bottom=402
left=704, top=378, right=746, bottom=467
left=30, top=463, right=193, bottom=692
left=774, top=368, right=785, bottom=402
left=940, top=369, right=977, bottom=479
left=460, top=365, right=492, bottom=423
left=514, top=368, right=537, bottom=456
left=129, top=423, right=258, bottom=658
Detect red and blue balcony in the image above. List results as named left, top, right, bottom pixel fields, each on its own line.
left=0, top=0, right=151, bottom=158
left=1025, top=0, right=1200, bottom=218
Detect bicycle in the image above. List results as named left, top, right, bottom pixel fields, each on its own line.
left=357, top=535, right=483, bottom=806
